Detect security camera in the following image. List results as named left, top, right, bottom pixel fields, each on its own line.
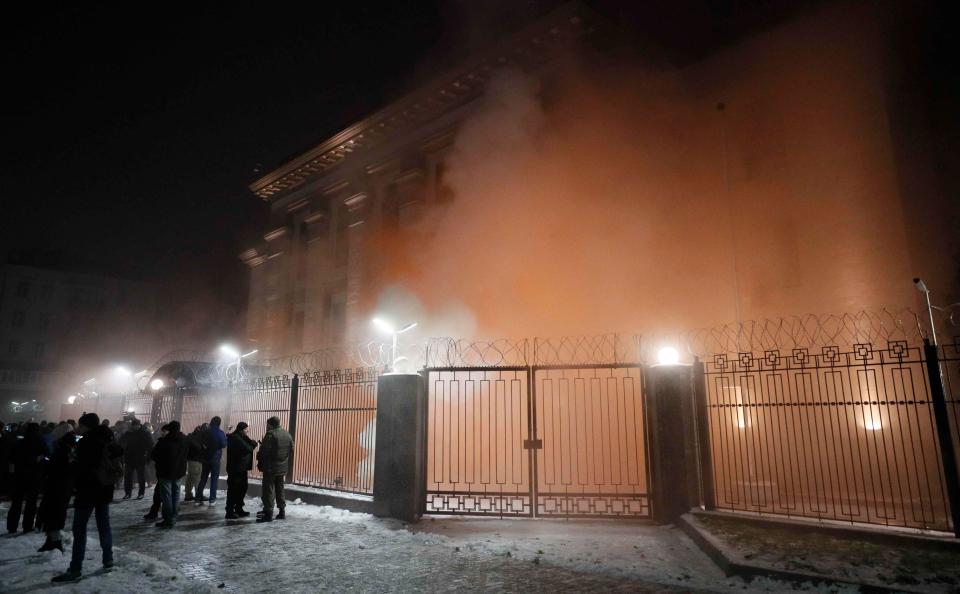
left=913, top=277, right=929, bottom=293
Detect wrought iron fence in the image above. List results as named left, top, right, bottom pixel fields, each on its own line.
left=137, top=366, right=382, bottom=495
left=293, top=368, right=379, bottom=494
left=700, top=340, right=957, bottom=532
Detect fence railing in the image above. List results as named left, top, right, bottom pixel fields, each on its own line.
left=699, top=339, right=960, bottom=533
left=141, top=366, right=383, bottom=495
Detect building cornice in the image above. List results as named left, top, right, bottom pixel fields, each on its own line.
left=248, top=2, right=594, bottom=202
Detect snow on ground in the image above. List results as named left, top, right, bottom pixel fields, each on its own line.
left=2, top=492, right=862, bottom=593
left=0, top=521, right=217, bottom=593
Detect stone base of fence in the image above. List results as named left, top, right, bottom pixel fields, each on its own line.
left=372, top=373, right=427, bottom=522
left=245, top=478, right=375, bottom=515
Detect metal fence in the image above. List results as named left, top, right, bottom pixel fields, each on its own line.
left=423, top=336, right=650, bottom=518
left=700, top=339, right=959, bottom=533
left=141, top=366, right=382, bottom=495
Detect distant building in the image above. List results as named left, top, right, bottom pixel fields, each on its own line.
left=0, top=264, right=161, bottom=419
left=241, top=2, right=957, bottom=359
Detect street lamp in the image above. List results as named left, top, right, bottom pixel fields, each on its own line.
left=219, top=344, right=258, bottom=381
left=371, top=317, right=417, bottom=372
left=150, top=378, right=165, bottom=391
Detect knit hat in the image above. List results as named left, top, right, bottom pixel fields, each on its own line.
left=166, top=420, right=181, bottom=433
left=235, top=422, right=249, bottom=432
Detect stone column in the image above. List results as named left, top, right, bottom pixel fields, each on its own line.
left=372, top=373, right=427, bottom=522
left=645, top=363, right=702, bottom=523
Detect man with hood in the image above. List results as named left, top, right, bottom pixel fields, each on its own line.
left=225, top=421, right=257, bottom=519
left=151, top=420, right=199, bottom=528
left=195, top=416, right=227, bottom=505
left=52, top=412, right=123, bottom=584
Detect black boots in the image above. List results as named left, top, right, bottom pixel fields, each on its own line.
left=38, top=539, right=64, bottom=553
left=277, top=508, right=285, bottom=520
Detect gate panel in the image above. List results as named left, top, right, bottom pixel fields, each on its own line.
left=534, top=365, right=650, bottom=517
left=702, top=344, right=954, bottom=532
left=425, top=368, right=533, bottom=516
left=230, top=377, right=291, bottom=481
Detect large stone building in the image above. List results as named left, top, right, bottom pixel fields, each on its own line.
left=241, top=2, right=958, bottom=360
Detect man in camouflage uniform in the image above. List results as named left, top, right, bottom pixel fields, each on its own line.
left=256, top=416, right=293, bottom=522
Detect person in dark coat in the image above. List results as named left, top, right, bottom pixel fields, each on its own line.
left=256, top=416, right=294, bottom=523
left=53, top=412, right=123, bottom=584
left=6, top=422, right=46, bottom=533
left=184, top=424, right=205, bottom=501
left=120, top=419, right=153, bottom=499
left=150, top=421, right=200, bottom=528
left=225, top=422, right=257, bottom=519
left=37, top=427, right=78, bottom=552
left=195, top=416, right=227, bottom=505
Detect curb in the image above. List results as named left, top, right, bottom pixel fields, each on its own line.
left=676, top=513, right=922, bottom=594
left=245, top=480, right=375, bottom=515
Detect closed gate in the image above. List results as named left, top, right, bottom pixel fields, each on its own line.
left=424, top=364, right=650, bottom=518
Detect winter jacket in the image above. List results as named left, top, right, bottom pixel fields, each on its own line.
left=151, top=430, right=200, bottom=480
left=226, top=431, right=257, bottom=473
left=203, top=425, right=228, bottom=463
left=73, top=425, right=123, bottom=507
left=13, top=431, right=47, bottom=485
left=256, top=427, right=294, bottom=476
left=186, top=430, right=205, bottom=462
left=120, top=426, right=154, bottom=463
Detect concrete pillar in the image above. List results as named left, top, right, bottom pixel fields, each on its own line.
left=372, top=373, right=426, bottom=522
left=645, top=363, right=701, bottom=523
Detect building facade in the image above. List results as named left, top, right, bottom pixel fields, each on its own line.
left=242, top=2, right=958, bottom=360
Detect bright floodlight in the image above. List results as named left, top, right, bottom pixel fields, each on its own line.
left=115, top=365, right=132, bottom=377
left=150, top=378, right=165, bottom=391
left=220, top=344, right=240, bottom=358
left=127, top=407, right=136, bottom=413
left=371, top=317, right=395, bottom=335
left=398, top=322, right=418, bottom=334
left=67, top=395, right=77, bottom=405
left=657, top=347, right=680, bottom=365
left=241, top=349, right=258, bottom=358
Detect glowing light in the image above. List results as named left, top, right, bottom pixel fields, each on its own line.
left=134, top=369, right=149, bottom=377
left=115, top=366, right=132, bottom=377
left=67, top=395, right=77, bottom=405
left=83, top=377, right=96, bottom=385
left=126, top=407, right=136, bottom=413
left=150, top=378, right=165, bottom=391
left=371, top=318, right=395, bottom=335
left=864, top=418, right=882, bottom=431
left=220, top=344, right=240, bottom=359
left=657, top=347, right=680, bottom=365
left=241, top=349, right=258, bottom=358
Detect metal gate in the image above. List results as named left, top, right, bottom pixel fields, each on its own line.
left=424, top=364, right=650, bottom=518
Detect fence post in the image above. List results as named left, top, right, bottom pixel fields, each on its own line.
left=924, top=340, right=960, bottom=538
left=172, top=388, right=184, bottom=424
left=286, top=374, right=300, bottom=484
left=692, top=358, right=716, bottom=510
left=372, top=372, right=426, bottom=522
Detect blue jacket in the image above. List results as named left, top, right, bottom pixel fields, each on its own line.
left=205, top=425, right=228, bottom=462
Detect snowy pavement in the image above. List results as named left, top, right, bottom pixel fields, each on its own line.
left=2, top=489, right=857, bottom=592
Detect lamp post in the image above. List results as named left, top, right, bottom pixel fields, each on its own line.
left=372, top=318, right=417, bottom=372
left=914, top=277, right=938, bottom=346
left=220, top=345, right=258, bottom=382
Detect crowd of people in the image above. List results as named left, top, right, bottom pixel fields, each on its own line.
left=1, top=412, right=294, bottom=584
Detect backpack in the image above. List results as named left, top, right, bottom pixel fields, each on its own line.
left=96, top=444, right=123, bottom=487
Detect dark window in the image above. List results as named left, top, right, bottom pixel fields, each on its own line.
left=16, top=281, right=29, bottom=298
left=12, top=311, right=25, bottom=328
left=33, top=343, right=45, bottom=359
left=37, top=314, right=50, bottom=331
left=7, top=341, right=20, bottom=356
